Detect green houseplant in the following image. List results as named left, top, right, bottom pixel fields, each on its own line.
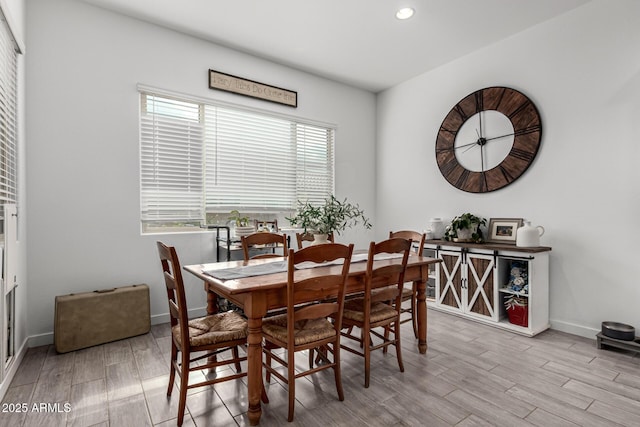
left=443, top=213, right=486, bottom=243
left=228, top=210, right=250, bottom=227
left=228, top=210, right=254, bottom=237
left=287, top=195, right=372, bottom=237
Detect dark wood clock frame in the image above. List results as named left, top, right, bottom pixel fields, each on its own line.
left=435, top=86, right=542, bottom=193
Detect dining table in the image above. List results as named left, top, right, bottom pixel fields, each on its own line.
left=184, top=250, right=441, bottom=426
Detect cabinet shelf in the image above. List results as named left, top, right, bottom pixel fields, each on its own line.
left=498, top=288, right=529, bottom=297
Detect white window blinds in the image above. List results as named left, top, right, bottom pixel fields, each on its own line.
left=204, top=106, right=297, bottom=211
left=0, top=11, right=18, bottom=204
left=140, top=95, right=204, bottom=223
left=139, top=90, right=335, bottom=231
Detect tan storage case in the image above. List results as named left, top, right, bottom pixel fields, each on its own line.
left=54, top=284, right=151, bottom=353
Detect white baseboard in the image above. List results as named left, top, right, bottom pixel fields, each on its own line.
left=550, top=318, right=599, bottom=340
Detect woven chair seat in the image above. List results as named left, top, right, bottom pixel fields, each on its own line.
left=372, top=285, right=412, bottom=299
left=343, top=298, right=397, bottom=323
left=262, top=313, right=335, bottom=345
left=172, top=311, right=248, bottom=347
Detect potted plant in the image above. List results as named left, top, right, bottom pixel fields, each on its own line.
left=443, top=213, right=486, bottom=243
left=287, top=195, right=372, bottom=244
left=229, top=210, right=254, bottom=237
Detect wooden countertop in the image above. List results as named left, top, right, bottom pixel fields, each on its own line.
left=424, top=239, right=552, bottom=253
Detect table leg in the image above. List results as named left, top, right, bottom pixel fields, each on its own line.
left=415, top=269, right=428, bottom=354
left=246, top=315, right=263, bottom=425
left=205, top=286, right=218, bottom=314
left=244, top=293, right=267, bottom=426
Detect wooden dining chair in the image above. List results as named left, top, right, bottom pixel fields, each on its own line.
left=241, top=232, right=288, bottom=261
left=295, top=231, right=335, bottom=249
left=340, top=237, right=411, bottom=388
left=262, top=243, right=354, bottom=422
left=389, top=230, right=426, bottom=338
left=156, top=241, right=249, bottom=426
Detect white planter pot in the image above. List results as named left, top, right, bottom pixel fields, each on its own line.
left=311, top=234, right=330, bottom=245
left=454, top=224, right=478, bottom=242
left=234, top=226, right=255, bottom=238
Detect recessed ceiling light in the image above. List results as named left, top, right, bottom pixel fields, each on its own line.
left=396, top=7, right=415, bottom=20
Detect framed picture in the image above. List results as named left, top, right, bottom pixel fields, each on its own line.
left=487, top=218, right=523, bottom=244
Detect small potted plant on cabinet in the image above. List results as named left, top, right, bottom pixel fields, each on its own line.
left=443, top=213, right=486, bottom=243
left=287, top=195, right=372, bottom=244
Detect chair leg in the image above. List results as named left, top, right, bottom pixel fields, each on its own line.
left=177, top=352, right=190, bottom=427
left=287, top=347, right=296, bottom=422
left=394, top=322, right=405, bottom=373
left=383, top=325, right=390, bottom=354
left=364, top=326, right=371, bottom=388
left=265, top=348, right=272, bottom=382
left=411, top=290, right=418, bottom=339
left=167, top=343, right=177, bottom=396
left=308, top=347, right=314, bottom=369
left=333, top=342, right=344, bottom=401
left=232, top=346, right=242, bottom=372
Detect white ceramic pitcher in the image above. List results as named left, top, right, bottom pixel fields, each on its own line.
left=429, top=218, right=445, bottom=239
left=516, top=221, right=545, bottom=247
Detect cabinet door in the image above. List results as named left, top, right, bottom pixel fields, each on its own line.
left=465, top=253, right=497, bottom=320
left=437, top=250, right=463, bottom=311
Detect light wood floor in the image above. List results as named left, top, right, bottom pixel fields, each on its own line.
left=2, top=307, right=640, bottom=426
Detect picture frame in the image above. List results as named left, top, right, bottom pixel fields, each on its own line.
left=487, top=218, right=523, bottom=244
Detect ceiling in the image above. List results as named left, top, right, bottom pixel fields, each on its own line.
left=80, top=0, right=590, bottom=93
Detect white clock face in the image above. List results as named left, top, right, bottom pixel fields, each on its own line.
left=454, top=111, right=514, bottom=172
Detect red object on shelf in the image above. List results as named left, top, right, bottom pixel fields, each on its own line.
left=506, top=304, right=528, bottom=327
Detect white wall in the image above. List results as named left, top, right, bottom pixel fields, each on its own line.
left=25, top=0, right=376, bottom=342
left=376, top=0, right=640, bottom=338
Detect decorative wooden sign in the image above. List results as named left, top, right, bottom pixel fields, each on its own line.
left=208, top=69, right=297, bottom=107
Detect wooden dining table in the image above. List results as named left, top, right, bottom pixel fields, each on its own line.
left=184, top=251, right=441, bottom=426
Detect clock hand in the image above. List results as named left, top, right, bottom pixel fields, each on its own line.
left=454, top=141, right=479, bottom=150
left=462, top=143, right=478, bottom=155
left=484, top=132, right=515, bottom=142
left=484, top=125, right=540, bottom=143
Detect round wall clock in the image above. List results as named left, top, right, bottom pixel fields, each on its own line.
left=435, top=86, right=542, bottom=193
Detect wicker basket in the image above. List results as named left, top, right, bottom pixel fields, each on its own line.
left=505, top=296, right=528, bottom=327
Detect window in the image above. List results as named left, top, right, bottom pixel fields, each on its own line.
left=0, top=4, right=20, bottom=372
left=140, top=90, right=335, bottom=233
left=0, top=10, right=18, bottom=205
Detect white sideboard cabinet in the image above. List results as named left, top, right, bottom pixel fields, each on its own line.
left=424, top=240, right=552, bottom=336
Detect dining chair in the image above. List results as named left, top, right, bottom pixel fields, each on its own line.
left=295, top=231, right=335, bottom=249
left=340, top=237, right=412, bottom=388
left=388, top=230, right=426, bottom=339
left=241, top=232, right=288, bottom=261
left=261, top=243, right=354, bottom=422
left=156, top=241, right=250, bottom=426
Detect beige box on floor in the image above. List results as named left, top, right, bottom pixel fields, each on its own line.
left=54, top=284, right=151, bottom=353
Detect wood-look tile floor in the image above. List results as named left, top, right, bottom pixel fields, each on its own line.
left=2, top=307, right=640, bottom=426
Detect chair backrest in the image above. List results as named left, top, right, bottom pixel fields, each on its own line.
left=286, top=243, right=354, bottom=347
left=295, top=231, right=335, bottom=249
left=365, top=237, right=412, bottom=308
left=241, top=232, right=288, bottom=261
left=157, top=242, right=189, bottom=347
left=389, top=230, right=426, bottom=256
